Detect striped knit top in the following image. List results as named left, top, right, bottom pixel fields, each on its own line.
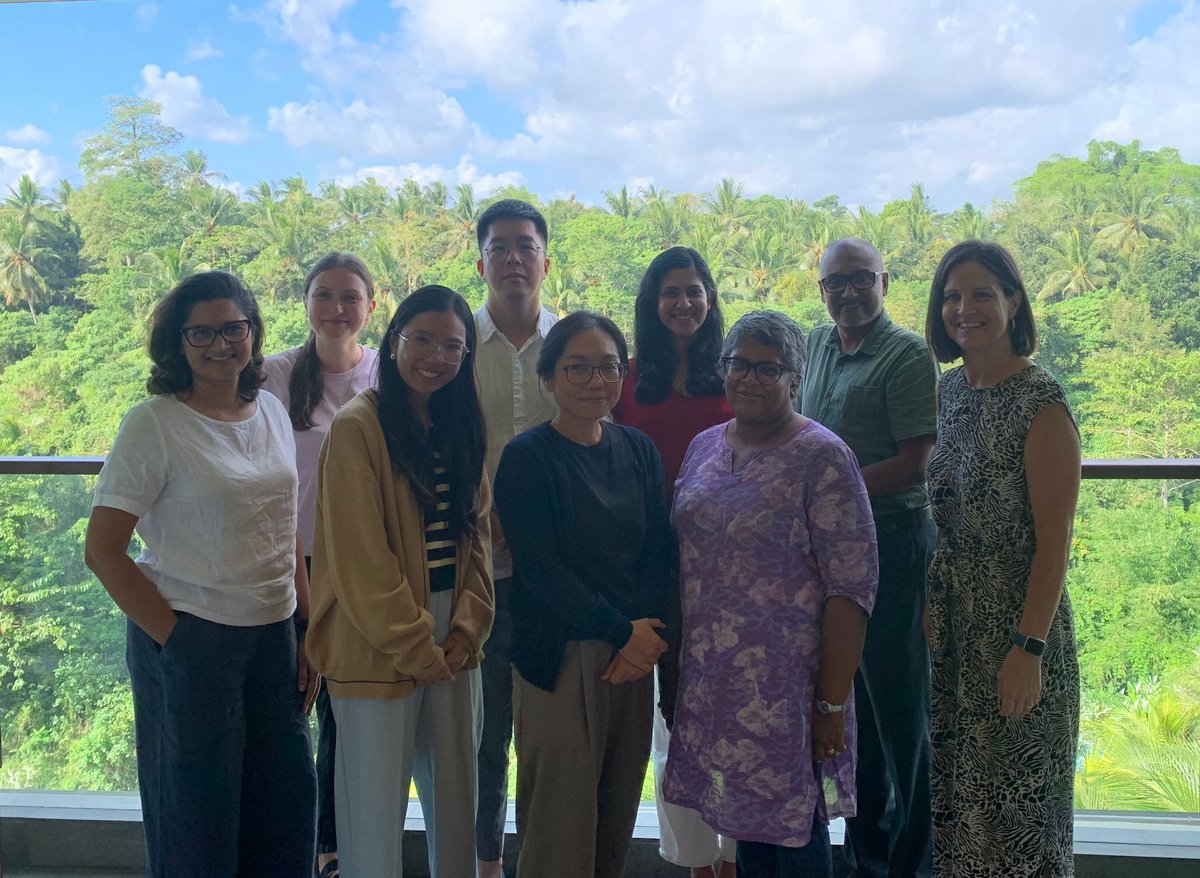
left=426, top=450, right=456, bottom=592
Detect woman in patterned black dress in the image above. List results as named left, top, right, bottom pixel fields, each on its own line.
left=923, top=241, right=1081, bottom=878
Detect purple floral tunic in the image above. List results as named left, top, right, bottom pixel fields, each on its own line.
left=662, top=419, right=878, bottom=847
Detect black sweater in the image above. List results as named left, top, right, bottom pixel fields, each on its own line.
left=494, top=421, right=675, bottom=692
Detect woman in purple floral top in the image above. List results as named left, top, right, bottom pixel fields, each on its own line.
left=663, top=311, right=879, bottom=877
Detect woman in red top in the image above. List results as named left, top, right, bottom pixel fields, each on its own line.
left=613, top=246, right=734, bottom=878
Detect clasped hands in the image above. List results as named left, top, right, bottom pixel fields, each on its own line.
left=414, top=637, right=470, bottom=687
left=602, top=617, right=667, bottom=685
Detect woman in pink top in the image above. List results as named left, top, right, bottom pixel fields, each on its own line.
left=262, top=251, right=379, bottom=878
left=613, top=246, right=734, bottom=878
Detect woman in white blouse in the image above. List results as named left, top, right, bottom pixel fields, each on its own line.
left=85, top=271, right=317, bottom=878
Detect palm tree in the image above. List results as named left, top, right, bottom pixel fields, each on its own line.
left=180, top=150, right=227, bottom=190
left=134, top=244, right=210, bottom=310
left=4, top=175, right=52, bottom=230
left=851, top=207, right=902, bottom=260
left=1076, top=670, right=1200, bottom=811
left=903, top=183, right=938, bottom=248
left=643, top=197, right=687, bottom=250
left=1095, top=179, right=1170, bottom=257
left=0, top=216, right=58, bottom=322
left=945, top=203, right=995, bottom=241
left=544, top=261, right=586, bottom=315
left=603, top=185, right=636, bottom=219
left=1037, top=227, right=1110, bottom=300
left=730, top=227, right=791, bottom=301
left=706, top=178, right=751, bottom=234
left=185, top=187, right=238, bottom=238
left=423, top=181, right=449, bottom=215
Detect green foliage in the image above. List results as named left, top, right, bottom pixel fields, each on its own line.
left=0, top=99, right=1198, bottom=809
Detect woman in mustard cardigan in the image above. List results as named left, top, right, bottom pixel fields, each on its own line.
left=306, top=284, right=494, bottom=877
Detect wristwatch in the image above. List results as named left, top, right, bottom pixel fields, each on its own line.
left=815, top=698, right=845, bottom=715
left=1011, top=630, right=1046, bottom=657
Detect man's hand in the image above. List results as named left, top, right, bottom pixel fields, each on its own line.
left=620, top=617, right=667, bottom=671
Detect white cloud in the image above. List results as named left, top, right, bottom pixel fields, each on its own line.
left=333, top=155, right=523, bottom=195
left=3, top=124, right=50, bottom=146
left=0, top=147, right=61, bottom=193
left=184, top=40, right=223, bottom=63
left=249, top=0, right=1200, bottom=209
left=135, top=2, right=158, bottom=28
left=139, top=64, right=253, bottom=143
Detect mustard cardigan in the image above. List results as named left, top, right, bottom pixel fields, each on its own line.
left=306, top=391, right=494, bottom=699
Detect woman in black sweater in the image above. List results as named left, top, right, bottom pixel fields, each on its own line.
left=494, top=311, right=675, bottom=878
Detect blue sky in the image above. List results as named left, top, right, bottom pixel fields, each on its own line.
left=1, top=0, right=1196, bottom=211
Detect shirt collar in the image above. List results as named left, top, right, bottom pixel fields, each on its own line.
left=824, top=309, right=894, bottom=357
left=474, top=303, right=557, bottom=345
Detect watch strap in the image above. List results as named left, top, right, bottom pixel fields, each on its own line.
left=1011, top=630, right=1046, bottom=657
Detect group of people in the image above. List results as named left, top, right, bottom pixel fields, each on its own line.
left=84, top=197, right=1082, bottom=878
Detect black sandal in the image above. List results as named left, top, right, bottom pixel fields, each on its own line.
left=317, top=858, right=339, bottom=878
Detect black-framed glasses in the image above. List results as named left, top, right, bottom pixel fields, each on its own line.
left=485, top=242, right=544, bottom=261
left=819, top=270, right=884, bottom=295
left=719, top=356, right=787, bottom=385
left=181, top=320, right=252, bottom=347
left=397, top=331, right=469, bottom=364
left=561, top=362, right=627, bottom=384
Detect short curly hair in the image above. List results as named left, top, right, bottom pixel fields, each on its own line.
left=147, top=271, right=265, bottom=403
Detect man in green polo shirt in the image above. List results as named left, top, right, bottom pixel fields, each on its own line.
left=799, top=237, right=939, bottom=878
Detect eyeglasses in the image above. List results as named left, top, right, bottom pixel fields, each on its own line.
left=485, top=242, right=544, bottom=261
left=561, top=363, right=628, bottom=384
left=397, top=331, right=469, bottom=364
left=719, top=356, right=787, bottom=385
left=819, top=270, right=884, bottom=295
left=181, top=320, right=252, bottom=347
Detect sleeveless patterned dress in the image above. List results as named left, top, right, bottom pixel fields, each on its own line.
left=926, top=364, right=1080, bottom=877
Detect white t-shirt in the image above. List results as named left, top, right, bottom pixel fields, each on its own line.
left=262, top=345, right=379, bottom=554
left=92, top=393, right=300, bottom=626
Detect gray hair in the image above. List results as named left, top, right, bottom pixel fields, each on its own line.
left=721, top=310, right=807, bottom=380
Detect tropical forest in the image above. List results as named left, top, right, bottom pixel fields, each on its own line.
left=1, top=98, right=1198, bottom=812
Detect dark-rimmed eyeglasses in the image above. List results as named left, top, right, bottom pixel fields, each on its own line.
left=719, top=356, right=787, bottom=385
left=561, top=363, right=627, bottom=384
left=819, top=270, right=884, bottom=295
left=485, top=242, right=544, bottom=261
left=397, top=331, right=469, bottom=364
left=181, top=320, right=252, bottom=347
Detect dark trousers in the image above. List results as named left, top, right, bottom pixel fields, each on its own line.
left=736, top=812, right=832, bottom=878
left=315, top=685, right=338, bottom=852
left=476, top=576, right=514, bottom=861
left=843, top=519, right=935, bottom=878
left=126, top=612, right=317, bottom=878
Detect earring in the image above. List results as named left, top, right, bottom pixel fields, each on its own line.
left=390, top=352, right=396, bottom=360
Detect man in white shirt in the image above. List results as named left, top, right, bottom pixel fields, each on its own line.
left=473, top=199, right=559, bottom=878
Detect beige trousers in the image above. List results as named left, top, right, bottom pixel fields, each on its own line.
left=514, top=640, right=654, bottom=878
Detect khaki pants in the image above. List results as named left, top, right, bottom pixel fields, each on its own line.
left=514, top=640, right=653, bottom=878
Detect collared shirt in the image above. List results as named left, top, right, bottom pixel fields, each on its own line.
left=799, top=310, right=939, bottom=521
left=474, top=303, right=559, bottom=578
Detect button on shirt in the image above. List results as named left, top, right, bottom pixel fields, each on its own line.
left=474, top=304, right=559, bottom=578
left=799, top=310, right=939, bottom=521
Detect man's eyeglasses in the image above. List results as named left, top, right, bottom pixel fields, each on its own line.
left=485, top=242, right=544, bottom=261
left=719, top=356, right=787, bottom=385
left=561, top=363, right=627, bottom=384
left=819, top=270, right=884, bottom=295
left=397, top=332, right=469, bottom=364
left=181, top=320, right=252, bottom=347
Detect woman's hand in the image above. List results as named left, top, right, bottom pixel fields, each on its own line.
left=997, top=647, right=1042, bottom=716
left=602, top=652, right=652, bottom=685
left=620, top=617, right=667, bottom=671
left=296, top=633, right=319, bottom=714
left=811, top=709, right=847, bottom=762
left=414, top=648, right=454, bottom=687
left=441, top=637, right=470, bottom=677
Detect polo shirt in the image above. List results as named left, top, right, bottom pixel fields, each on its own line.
left=799, top=310, right=939, bottom=522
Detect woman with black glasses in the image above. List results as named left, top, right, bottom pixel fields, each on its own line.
left=85, top=271, right=317, bottom=877
left=663, top=310, right=878, bottom=878
left=305, top=284, right=493, bottom=877
left=493, top=311, right=675, bottom=878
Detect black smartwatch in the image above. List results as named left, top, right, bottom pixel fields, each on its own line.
left=1011, top=630, right=1046, bottom=657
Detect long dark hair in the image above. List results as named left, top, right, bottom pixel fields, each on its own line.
left=633, top=247, right=724, bottom=404
left=926, top=240, right=1038, bottom=363
left=147, top=271, right=265, bottom=403
left=288, top=252, right=376, bottom=430
left=377, top=285, right=485, bottom=540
